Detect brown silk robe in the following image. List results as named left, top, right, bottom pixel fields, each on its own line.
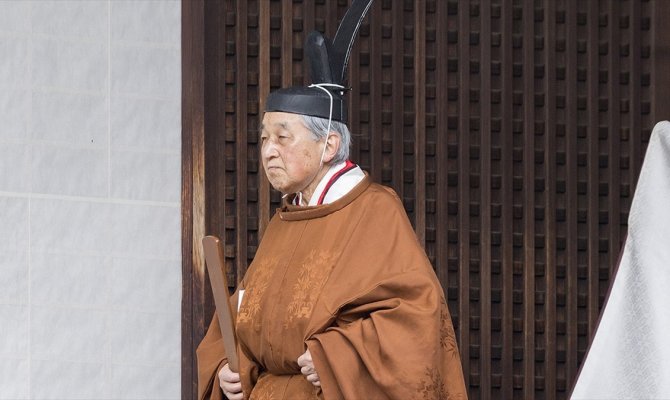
left=197, top=175, right=467, bottom=399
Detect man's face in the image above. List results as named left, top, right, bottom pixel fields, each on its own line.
left=260, top=112, right=324, bottom=194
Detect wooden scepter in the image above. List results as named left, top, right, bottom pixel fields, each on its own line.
left=202, top=235, right=239, bottom=372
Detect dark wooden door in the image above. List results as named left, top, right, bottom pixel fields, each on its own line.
left=182, top=1, right=670, bottom=399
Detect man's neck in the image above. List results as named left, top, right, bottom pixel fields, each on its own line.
left=298, top=163, right=332, bottom=205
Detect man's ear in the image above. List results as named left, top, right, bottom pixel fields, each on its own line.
left=323, top=132, right=342, bottom=163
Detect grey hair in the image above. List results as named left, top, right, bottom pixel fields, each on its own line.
left=301, top=115, right=351, bottom=164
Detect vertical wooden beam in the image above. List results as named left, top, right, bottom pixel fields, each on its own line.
left=236, top=1, right=249, bottom=279
left=629, top=0, right=641, bottom=193
left=651, top=1, right=670, bottom=125
left=586, top=0, right=599, bottom=342
left=349, top=5, right=362, bottom=165
left=181, top=1, right=205, bottom=399
left=282, top=0, right=292, bottom=88
left=565, top=0, right=579, bottom=385
left=501, top=0, right=514, bottom=397
left=392, top=2, right=404, bottom=197
left=435, top=0, right=449, bottom=289
left=522, top=0, right=535, bottom=396
left=203, top=0, right=227, bottom=284
left=544, top=2, right=557, bottom=398
left=608, top=0, right=621, bottom=276
left=325, top=0, right=338, bottom=37
left=303, top=0, right=314, bottom=42
left=479, top=0, right=492, bottom=396
left=457, top=0, right=471, bottom=389
left=414, top=0, right=426, bottom=245
left=370, top=2, right=383, bottom=181
left=258, top=0, right=270, bottom=239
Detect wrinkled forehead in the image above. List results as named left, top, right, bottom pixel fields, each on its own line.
left=260, top=112, right=307, bottom=133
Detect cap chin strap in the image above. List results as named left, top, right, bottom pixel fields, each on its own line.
left=308, top=83, right=345, bottom=166
left=286, top=83, right=344, bottom=204
left=281, top=83, right=345, bottom=202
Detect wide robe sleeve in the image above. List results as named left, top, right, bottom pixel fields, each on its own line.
left=196, top=288, right=242, bottom=400
left=306, top=270, right=467, bottom=400
left=303, top=184, right=467, bottom=399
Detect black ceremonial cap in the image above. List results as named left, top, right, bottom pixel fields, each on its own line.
left=265, top=0, right=374, bottom=123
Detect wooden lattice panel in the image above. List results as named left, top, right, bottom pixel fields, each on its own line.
left=189, top=1, right=658, bottom=399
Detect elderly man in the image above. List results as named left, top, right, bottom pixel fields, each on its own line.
left=196, top=1, right=466, bottom=399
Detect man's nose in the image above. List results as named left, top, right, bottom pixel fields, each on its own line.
left=262, top=140, right=279, bottom=159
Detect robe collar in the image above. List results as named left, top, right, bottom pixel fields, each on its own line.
left=291, top=160, right=364, bottom=207
left=280, top=173, right=371, bottom=221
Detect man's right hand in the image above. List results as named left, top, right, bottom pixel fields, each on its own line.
left=218, top=363, right=242, bottom=400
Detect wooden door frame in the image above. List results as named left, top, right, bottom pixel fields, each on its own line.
left=181, top=1, right=670, bottom=399
left=181, top=1, right=206, bottom=398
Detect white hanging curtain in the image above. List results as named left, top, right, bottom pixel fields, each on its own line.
left=572, top=121, right=670, bottom=399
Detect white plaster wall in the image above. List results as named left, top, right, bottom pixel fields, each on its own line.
left=0, top=1, right=181, bottom=398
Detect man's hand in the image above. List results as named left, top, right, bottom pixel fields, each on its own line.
left=218, top=363, right=242, bottom=400
left=297, top=349, right=321, bottom=387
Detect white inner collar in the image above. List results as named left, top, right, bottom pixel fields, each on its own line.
left=294, top=161, right=364, bottom=206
